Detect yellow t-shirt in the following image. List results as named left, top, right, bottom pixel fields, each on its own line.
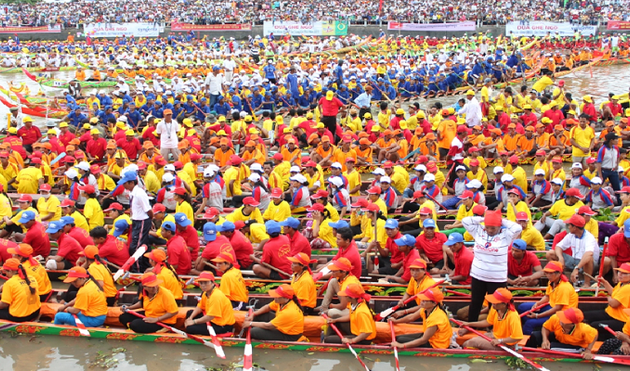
left=291, top=271, right=316, bottom=308
left=83, top=198, right=104, bottom=231
left=315, top=219, right=337, bottom=247
left=74, top=280, right=108, bottom=317
left=421, top=307, right=452, bottom=349
left=270, top=300, right=304, bottom=335
left=262, top=200, right=292, bottom=222
left=226, top=207, right=264, bottom=225
left=344, top=170, right=362, bottom=197
left=223, top=167, right=242, bottom=197
left=70, top=211, right=90, bottom=234
left=349, top=301, right=376, bottom=340
left=16, top=167, right=43, bottom=194
left=88, top=263, right=116, bottom=298
left=606, top=283, right=630, bottom=322
left=406, top=275, right=437, bottom=305
left=549, top=200, right=584, bottom=221
left=486, top=308, right=523, bottom=345
left=175, top=201, right=195, bottom=224
left=218, top=267, right=248, bottom=303
left=140, top=285, right=179, bottom=325
left=37, top=196, right=61, bottom=221
left=156, top=266, right=183, bottom=300
left=23, top=260, right=51, bottom=296
left=1, top=275, right=40, bottom=317
left=569, top=126, right=595, bottom=157
left=198, top=287, right=236, bottom=327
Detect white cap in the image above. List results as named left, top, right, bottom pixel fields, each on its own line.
left=248, top=173, right=261, bottom=182
left=551, top=178, right=564, bottom=186
left=331, top=162, right=342, bottom=169
left=164, top=164, right=176, bottom=172
left=493, top=166, right=504, bottom=174
left=590, top=176, right=603, bottom=185
left=423, top=173, right=436, bottom=182
left=250, top=163, right=263, bottom=172
left=534, top=169, right=546, bottom=176
left=290, top=165, right=301, bottom=173
left=329, top=176, right=344, bottom=187
left=414, top=164, right=427, bottom=172
left=203, top=167, right=215, bottom=177
left=501, top=174, right=515, bottom=182
left=455, top=165, right=466, bottom=172
left=466, top=179, right=482, bottom=189
left=380, top=176, right=391, bottom=183
left=162, top=173, right=174, bottom=183
left=619, top=166, right=625, bottom=172
left=290, top=174, right=307, bottom=183
left=571, top=162, right=583, bottom=169
left=371, top=168, right=385, bottom=176
left=64, top=169, right=78, bottom=179
left=76, top=161, right=90, bottom=171
left=122, top=164, right=138, bottom=176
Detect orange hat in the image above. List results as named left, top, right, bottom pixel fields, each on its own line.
left=614, top=262, right=630, bottom=274
left=141, top=272, right=162, bottom=287
left=7, top=243, right=33, bottom=257
left=338, top=283, right=370, bottom=302
left=1, top=258, right=20, bottom=271
left=418, top=287, right=444, bottom=303
left=409, top=258, right=427, bottom=269
left=269, top=284, right=294, bottom=299
left=485, top=288, right=513, bottom=305
left=63, top=266, right=89, bottom=283
left=557, top=307, right=584, bottom=325
left=329, top=257, right=352, bottom=272
left=359, top=138, right=371, bottom=145
left=195, top=271, right=216, bottom=282
left=211, top=252, right=235, bottom=264
left=287, top=252, right=317, bottom=266
left=144, top=249, right=166, bottom=263
left=425, top=133, right=436, bottom=140
left=543, top=261, right=563, bottom=273
left=79, top=245, right=99, bottom=259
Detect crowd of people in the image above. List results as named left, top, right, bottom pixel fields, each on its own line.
left=1, top=0, right=628, bottom=28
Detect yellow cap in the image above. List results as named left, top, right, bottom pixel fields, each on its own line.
left=183, top=118, right=193, bottom=127
left=116, top=121, right=126, bottom=128
left=59, top=122, right=69, bottom=128
left=90, top=129, right=100, bottom=135
left=83, top=123, right=91, bottom=130
left=218, top=116, right=226, bottom=122
left=89, top=117, right=99, bottom=124
left=8, top=127, right=17, bottom=134
left=125, top=129, right=135, bottom=136
left=46, top=129, right=56, bottom=135
left=23, top=116, right=33, bottom=123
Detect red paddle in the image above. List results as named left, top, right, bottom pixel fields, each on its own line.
left=522, top=346, right=630, bottom=366
left=390, top=321, right=400, bottom=371
left=322, top=314, right=371, bottom=371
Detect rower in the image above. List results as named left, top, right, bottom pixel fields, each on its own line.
left=119, top=273, right=178, bottom=334
left=390, top=258, right=436, bottom=319
left=459, top=288, right=523, bottom=350
left=0, top=258, right=40, bottom=322
left=174, top=213, right=200, bottom=260
left=597, top=308, right=630, bottom=355
left=218, top=221, right=254, bottom=270
left=324, top=283, right=376, bottom=345
left=514, top=212, right=546, bottom=251
left=54, top=266, right=108, bottom=328
left=184, top=272, right=235, bottom=336
left=9, top=243, right=52, bottom=303
left=89, top=226, right=129, bottom=270
left=160, top=221, right=191, bottom=275
left=78, top=245, right=117, bottom=306
left=364, top=218, right=403, bottom=276
left=548, top=214, right=598, bottom=287
left=526, top=308, right=597, bottom=360
left=439, top=232, right=473, bottom=285
left=243, top=284, right=304, bottom=342
left=535, top=188, right=585, bottom=239
left=601, top=220, right=630, bottom=278
left=286, top=252, right=317, bottom=315
left=192, top=222, right=236, bottom=275
left=211, top=252, right=248, bottom=310
left=507, top=239, right=544, bottom=287
left=144, top=249, right=183, bottom=300
left=519, top=261, right=579, bottom=335
left=251, top=221, right=292, bottom=280
left=315, top=257, right=360, bottom=316
left=385, top=234, right=421, bottom=284
left=45, top=220, right=83, bottom=270
left=389, top=287, right=452, bottom=349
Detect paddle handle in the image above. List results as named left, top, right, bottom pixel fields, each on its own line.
left=390, top=321, right=400, bottom=371
left=600, top=323, right=617, bottom=336
left=376, top=279, right=445, bottom=320
left=243, top=307, right=253, bottom=371
left=322, top=314, right=371, bottom=371
left=595, top=237, right=609, bottom=296
left=255, top=258, right=292, bottom=278
left=519, top=303, right=548, bottom=318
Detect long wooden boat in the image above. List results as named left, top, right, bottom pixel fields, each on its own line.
left=593, top=57, right=630, bottom=67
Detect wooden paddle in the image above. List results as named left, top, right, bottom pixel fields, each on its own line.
left=243, top=307, right=254, bottom=371
left=522, top=346, right=630, bottom=366
left=595, top=236, right=609, bottom=297
left=520, top=303, right=548, bottom=318
left=390, top=321, right=400, bottom=371
left=375, top=279, right=445, bottom=321
left=72, top=314, right=91, bottom=337
left=322, top=314, right=371, bottom=371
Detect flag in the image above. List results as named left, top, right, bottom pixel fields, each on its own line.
left=21, top=67, right=38, bottom=83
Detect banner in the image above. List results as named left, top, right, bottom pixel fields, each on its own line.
left=263, top=21, right=348, bottom=36
left=83, top=23, right=161, bottom=38
left=505, top=21, right=597, bottom=37
left=607, top=21, right=630, bottom=30
left=388, top=22, right=476, bottom=32
left=0, top=25, right=61, bottom=34
left=171, top=23, right=252, bottom=31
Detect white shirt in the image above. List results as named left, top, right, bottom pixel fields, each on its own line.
left=155, top=119, right=180, bottom=149
left=204, top=73, right=224, bottom=95
left=458, top=96, right=483, bottom=127
left=130, top=185, right=152, bottom=221
left=207, top=182, right=224, bottom=212
left=463, top=216, right=522, bottom=282
left=557, top=230, right=599, bottom=262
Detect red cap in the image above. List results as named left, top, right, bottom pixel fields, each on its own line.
left=152, top=203, right=166, bottom=213
left=306, top=203, right=325, bottom=212
left=190, top=153, right=202, bottom=161
left=509, top=155, right=520, bottom=165
left=105, top=203, right=124, bottom=212
left=382, top=161, right=394, bottom=169
left=515, top=211, right=529, bottom=221
left=90, top=165, right=101, bottom=174
left=173, top=161, right=183, bottom=169
left=30, top=157, right=41, bottom=164
left=172, top=187, right=187, bottom=195
left=535, top=150, right=546, bottom=156
left=418, top=207, right=433, bottom=215
left=469, top=159, right=479, bottom=167
left=272, top=153, right=283, bottom=161
left=17, top=194, right=33, bottom=203
left=558, top=80, right=565, bottom=87
left=460, top=190, right=474, bottom=199
left=78, top=184, right=95, bottom=194
left=270, top=188, right=283, bottom=198
left=243, top=196, right=260, bottom=206
left=564, top=214, right=586, bottom=228
left=351, top=198, right=369, bottom=208
left=39, top=184, right=52, bottom=192
left=233, top=220, right=245, bottom=230
left=304, top=161, right=317, bottom=167
left=137, top=162, right=147, bottom=170
left=472, top=204, right=488, bottom=216
left=484, top=211, right=503, bottom=227
left=456, top=125, right=468, bottom=133
left=578, top=205, right=596, bottom=216
left=311, top=189, right=329, bottom=199
left=367, top=186, right=382, bottom=195
left=60, top=199, right=75, bottom=207
left=364, top=203, right=380, bottom=212
left=618, top=186, right=630, bottom=194
left=565, top=188, right=585, bottom=199
left=229, top=155, right=242, bottom=165
left=63, top=156, right=76, bottom=163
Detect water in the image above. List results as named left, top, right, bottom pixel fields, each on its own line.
left=0, top=65, right=629, bottom=370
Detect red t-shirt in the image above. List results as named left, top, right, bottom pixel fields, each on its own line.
left=401, top=249, right=421, bottom=282
left=261, top=235, right=292, bottom=279
left=56, top=233, right=83, bottom=266
left=0, top=239, right=17, bottom=263
left=176, top=225, right=201, bottom=259
left=453, top=247, right=474, bottom=285
left=22, top=222, right=51, bottom=258
left=142, top=126, right=160, bottom=147
left=333, top=241, right=362, bottom=278
left=386, top=232, right=404, bottom=264
left=508, top=251, right=541, bottom=277
left=227, top=230, right=253, bottom=269
left=86, top=137, right=108, bottom=161
left=166, top=235, right=192, bottom=275
left=201, top=235, right=238, bottom=272
left=607, top=233, right=630, bottom=264
left=416, top=232, right=448, bottom=264
left=58, top=130, right=76, bottom=146
left=318, top=96, right=344, bottom=117
left=98, top=235, right=130, bottom=267
left=17, top=125, right=42, bottom=145
left=288, top=231, right=311, bottom=258
left=116, top=138, right=142, bottom=160
left=68, top=226, right=94, bottom=248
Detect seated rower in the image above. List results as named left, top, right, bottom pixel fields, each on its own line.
left=160, top=221, right=192, bottom=275
left=45, top=220, right=83, bottom=270
left=184, top=272, right=235, bottom=336
left=390, top=258, right=436, bottom=319
left=211, top=252, right=248, bottom=310
left=9, top=243, right=52, bottom=303
left=583, top=263, right=630, bottom=340
left=251, top=221, right=292, bottom=280
left=324, top=283, right=376, bottom=345
left=385, top=234, right=421, bottom=284
left=192, top=222, right=237, bottom=276
left=287, top=253, right=317, bottom=315
left=438, top=233, right=473, bottom=285
left=144, top=249, right=183, bottom=300
left=389, top=287, right=452, bottom=349
left=526, top=308, right=597, bottom=360
left=119, top=273, right=178, bottom=333
left=519, top=261, right=578, bottom=335
left=597, top=308, right=630, bottom=356
left=78, top=245, right=117, bottom=306
left=316, top=257, right=360, bottom=316
left=508, top=239, right=544, bottom=287
left=459, top=288, right=523, bottom=350
left=243, top=284, right=304, bottom=342
left=0, top=258, right=40, bottom=322
left=364, top=219, right=403, bottom=277
left=54, top=267, right=108, bottom=328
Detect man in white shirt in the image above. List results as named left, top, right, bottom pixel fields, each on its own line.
left=204, top=66, right=224, bottom=108
left=458, top=90, right=483, bottom=128
left=155, top=109, right=180, bottom=161
left=120, top=171, right=153, bottom=272
left=549, top=214, right=598, bottom=287
left=222, top=55, right=236, bottom=83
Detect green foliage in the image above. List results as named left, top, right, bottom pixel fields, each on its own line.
left=593, top=208, right=617, bottom=222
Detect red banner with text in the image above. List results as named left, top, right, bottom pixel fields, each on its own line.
left=171, top=23, right=251, bottom=31
left=607, top=21, right=630, bottom=30
left=0, top=25, right=62, bottom=34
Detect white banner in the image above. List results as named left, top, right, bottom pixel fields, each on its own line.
left=83, top=23, right=161, bottom=38
left=388, top=21, right=476, bottom=31
left=262, top=21, right=347, bottom=36
left=505, top=21, right=597, bottom=37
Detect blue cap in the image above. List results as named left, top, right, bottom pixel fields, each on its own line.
left=174, top=212, right=192, bottom=227
left=395, top=234, right=416, bottom=246
left=17, top=210, right=36, bottom=224
left=203, top=222, right=217, bottom=242
left=60, top=216, right=75, bottom=226
left=265, top=220, right=281, bottom=235
left=161, top=221, right=176, bottom=234
left=329, top=220, right=349, bottom=230
left=174, top=100, right=180, bottom=105
left=213, top=66, right=220, bottom=70
left=423, top=219, right=436, bottom=229
left=200, top=97, right=207, bottom=102
left=113, top=219, right=130, bottom=237
left=385, top=219, right=399, bottom=229
left=444, top=233, right=464, bottom=246
left=45, top=220, right=64, bottom=234
left=117, top=171, right=137, bottom=185
left=279, top=217, right=300, bottom=229
left=624, top=219, right=630, bottom=238
left=218, top=221, right=236, bottom=232
left=512, top=239, right=527, bottom=250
